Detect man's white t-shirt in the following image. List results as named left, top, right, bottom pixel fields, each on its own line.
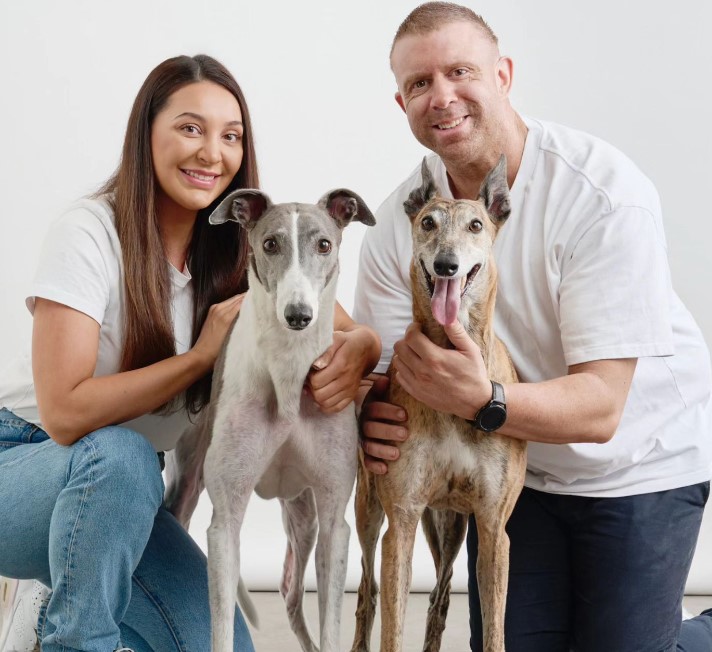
left=353, top=116, right=712, bottom=497
left=0, top=197, right=196, bottom=451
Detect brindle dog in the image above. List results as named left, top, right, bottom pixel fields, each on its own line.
left=351, top=156, right=526, bottom=652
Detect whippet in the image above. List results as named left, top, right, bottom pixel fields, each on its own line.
left=165, top=188, right=375, bottom=652
left=351, top=157, right=526, bottom=652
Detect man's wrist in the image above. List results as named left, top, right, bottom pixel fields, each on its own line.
left=468, top=380, right=508, bottom=432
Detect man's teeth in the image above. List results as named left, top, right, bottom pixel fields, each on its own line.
left=436, top=117, right=465, bottom=130
left=184, top=170, right=215, bottom=181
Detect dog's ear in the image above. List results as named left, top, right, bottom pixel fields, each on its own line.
left=403, top=158, right=437, bottom=222
left=208, top=189, right=273, bottom=230
left=478, top=154, right=511, bottom=226
left=318, top=189, right=376, bottom=229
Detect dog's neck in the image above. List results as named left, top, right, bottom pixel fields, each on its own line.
left=247, top=266, right=337, bottom=419
left=410, top=258, right=500, bottom=373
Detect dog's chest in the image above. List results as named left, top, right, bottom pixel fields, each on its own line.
left=399, top=415, right=511, bottom=513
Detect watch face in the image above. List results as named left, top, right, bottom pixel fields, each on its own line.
left=479, top=405, right=507, bottom=432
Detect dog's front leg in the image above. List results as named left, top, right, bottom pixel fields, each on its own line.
left=204, top=427, right=267, bottom=652
left=351, top=460, right=385, bottom=652
left=379, top=502, right=424, bottom=652
left=472, top=509, right=511, bottom=652
left=313, top=483, right=353, bottom=652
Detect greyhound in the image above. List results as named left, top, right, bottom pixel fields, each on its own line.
left=351, top=157, right=526, bottom=652
left=165, top=188, right=375, bottom=652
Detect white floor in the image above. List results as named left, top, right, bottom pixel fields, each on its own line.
left=248, top=592, right=711, bottom=651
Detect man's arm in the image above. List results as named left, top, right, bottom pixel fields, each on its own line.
left=391, top=320, right=637, bottom=444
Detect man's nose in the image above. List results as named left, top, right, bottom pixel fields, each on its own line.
left=430, top=77, right=457, bottom=110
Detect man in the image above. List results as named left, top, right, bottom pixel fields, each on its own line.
left=353, top=2, right=712, bottom=650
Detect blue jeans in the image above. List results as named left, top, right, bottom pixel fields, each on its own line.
left=467, top=484, right=712, bottom=651
left=0, top=408, right=254, bottom=652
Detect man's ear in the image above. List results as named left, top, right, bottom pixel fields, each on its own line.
left=496, top=56, right=514, bottom=97
left=395, top=92, right=406, bottom=113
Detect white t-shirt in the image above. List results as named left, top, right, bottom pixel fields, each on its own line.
left=0, top=197, right=196, bottom=451
left=353, top=116, right=712, bottom=497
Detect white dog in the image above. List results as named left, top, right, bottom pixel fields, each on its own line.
left=166, top=188, right=375, bottom=652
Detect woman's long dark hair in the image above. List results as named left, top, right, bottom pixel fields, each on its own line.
left=97, top=54, right=259, bottom=414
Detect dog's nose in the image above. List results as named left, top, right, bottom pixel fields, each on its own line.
left=285, top=304, right=313, bottom=330
left=433, top=255, right=459, bottom=277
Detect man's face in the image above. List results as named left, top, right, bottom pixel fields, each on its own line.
left=391, top=21, right=510, bottom=167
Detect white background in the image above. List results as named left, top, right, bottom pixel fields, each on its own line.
left=1, top=1, right=711, bottom=594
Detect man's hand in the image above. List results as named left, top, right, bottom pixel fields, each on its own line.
left=359, top=375, right=409, bottom=475
left=392, top=321, right=491, bottom=420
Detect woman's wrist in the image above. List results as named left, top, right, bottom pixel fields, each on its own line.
left=341, top=324, right=382, bottom=377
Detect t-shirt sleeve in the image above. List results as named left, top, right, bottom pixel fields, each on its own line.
left=559, top=205, right=674, bottom=365
left=27, top=207, right=114, bottom=325
left=353, top=199, right=414, bottom=374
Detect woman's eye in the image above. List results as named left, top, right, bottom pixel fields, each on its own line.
left=421, top=216, right=435, bottom=231
left=182, top=124, right=200, bottom=135
left=469, top=220, right=483, bottom=233
left=263, top=238, right=278, bottom=253
left=225, top=132, right=242, bottom=143
left=317, top=239, right=332, bottom=254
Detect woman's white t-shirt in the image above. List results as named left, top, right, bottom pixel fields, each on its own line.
left=0, top=197, right=196, bottom=451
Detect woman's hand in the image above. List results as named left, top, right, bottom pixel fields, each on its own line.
left=308, top=328, right=375, bottom=413
left=190, top=293, right=246, bottom=372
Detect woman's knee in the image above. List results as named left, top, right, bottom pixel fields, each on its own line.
left=74, top=426, right=164, bottom=511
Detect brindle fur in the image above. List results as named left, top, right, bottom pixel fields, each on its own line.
left=352, top=157, right=526, bottom=652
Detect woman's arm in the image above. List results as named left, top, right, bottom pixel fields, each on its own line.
left=33, top=295, right=243, bottom=445
left=307, top=302, right=382, bottom=414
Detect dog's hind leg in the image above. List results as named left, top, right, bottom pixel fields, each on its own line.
left=379, top=501, right=424, bottom=652
left=313, top=483, right=353, bottom=652
left=351, top=461, right=384, bottom=652
left=163, top=417, right=210, bottom=529
left=280, top=489, right=319, bottom=652
left=421, top=508, right=467, bottom=652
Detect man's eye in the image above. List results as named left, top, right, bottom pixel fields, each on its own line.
left=421, top=216, right=435, bottom=231
left=263, top=238, right=278, bottom=253
left=413, top=80, right=427, bottom=90
left=317, top=239, right=332, bottom=254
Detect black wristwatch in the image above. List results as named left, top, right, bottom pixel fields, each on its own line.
left=469, top=381, right=507, bottom=432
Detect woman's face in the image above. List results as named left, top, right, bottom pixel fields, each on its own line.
left=151, top=81, right=244, bottom=215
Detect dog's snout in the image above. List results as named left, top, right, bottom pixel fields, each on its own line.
left=284, top=303, right=313, bottom=330
left=433, top=254, right=459, bottom=277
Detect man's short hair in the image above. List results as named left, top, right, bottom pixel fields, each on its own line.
left=390, top=2, right=498, bottom=58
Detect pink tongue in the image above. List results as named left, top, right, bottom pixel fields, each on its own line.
left=431, top=278, right=461, bottom=325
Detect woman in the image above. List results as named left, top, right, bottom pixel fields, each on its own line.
left=0, top=54, right=380, bottom=652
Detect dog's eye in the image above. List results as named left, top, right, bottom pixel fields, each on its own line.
left=469, top=220, right=483, bottom=233
left=317, top=239, right=332, bottom=254
left=263, top=238, right=278, bottom=254
left=421, top=216, right=435, bottom=231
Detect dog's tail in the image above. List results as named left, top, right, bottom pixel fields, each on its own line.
left=237, top=575, right=260, bottom=629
